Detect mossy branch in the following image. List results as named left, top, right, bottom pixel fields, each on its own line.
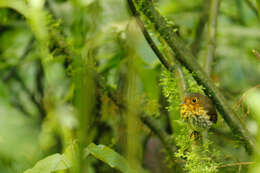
left=127, top=0, right=172, bottom=71
left=127, top=0, right=186, bottom=98
left=128, top=0, right=258, bottom=154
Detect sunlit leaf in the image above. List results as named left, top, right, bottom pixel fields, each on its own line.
left=0, top=0, right=29, bottom=17
left=23, top=154, right=71, bottom=173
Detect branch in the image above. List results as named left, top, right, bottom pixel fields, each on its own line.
left=203, top=0, right=221, bottom=75
left=127, top=0, right=187, bottom=98
left=127, top=0, right=172, bottom=71
left=128, top=0, right=258, bottom=154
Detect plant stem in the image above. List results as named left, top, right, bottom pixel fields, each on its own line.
left=218, top=161, right=255, bottom=168
left=128, top=0, right=258, bottom=154
left=176, top=64, right=187, bottom=99
left=191, top=0, right=209, bottom=56
left=203, top=0, right=221, bottom=75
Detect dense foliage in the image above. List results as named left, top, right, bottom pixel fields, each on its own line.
left=0, top=0, right=260, bottom=173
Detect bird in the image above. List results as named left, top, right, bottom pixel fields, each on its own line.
left=180, top=93, right=217, bottom=132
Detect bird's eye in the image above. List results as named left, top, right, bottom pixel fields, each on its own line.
left=192, top=98, right=197, bottom=103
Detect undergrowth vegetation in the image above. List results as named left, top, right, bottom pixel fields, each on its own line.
left=0, top=0, right=260, bottom=173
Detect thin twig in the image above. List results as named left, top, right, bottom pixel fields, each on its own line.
left=176, top=65, right=187, bottom=98
left=127, top=0, right=172, bottom=71
left=218, top=161, right=255, bottom=168
left=128, top=0, right=187, bottom=99
left=203, top=0, right=221, bottom=75
left=128, top=0, right=258, bottom=154
left=234, top=84, right=260, bottom=120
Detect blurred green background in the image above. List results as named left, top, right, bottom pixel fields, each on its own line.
left=0, top=0, right=260, bottom=173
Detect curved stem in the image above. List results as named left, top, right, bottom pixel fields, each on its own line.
left=127, top=0, right=187, bottom=98
left=127, top=0, right=172, bottom=71
left=0, top=0, right=29, bottom=17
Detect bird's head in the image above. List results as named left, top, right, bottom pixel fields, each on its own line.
left=180, top=93, right=205, bottom=112
left=180, top=93, right=217, bottom=124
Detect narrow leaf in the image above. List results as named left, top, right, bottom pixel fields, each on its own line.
left=85, top=143, right=138, bottom=173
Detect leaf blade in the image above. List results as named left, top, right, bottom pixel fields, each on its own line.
left=24, top=154, right=71, bottom=173
left=85, top=143, right=138, bottom=173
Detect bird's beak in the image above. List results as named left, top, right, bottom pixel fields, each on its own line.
left=179, top=101, right=184, bottom=106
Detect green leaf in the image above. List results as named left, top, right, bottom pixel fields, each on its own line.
left=85, top=143, right=138, bottom=173
left=99, top=51, right=125, bottom=75
left=23, top=154, right=71, bottom=173
left=0, top=0, right=29, bottom=17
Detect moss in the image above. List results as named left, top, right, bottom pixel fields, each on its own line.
left=160, top=69, right=180, bottom=111
left=173, top=126, right=220, bottom=173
